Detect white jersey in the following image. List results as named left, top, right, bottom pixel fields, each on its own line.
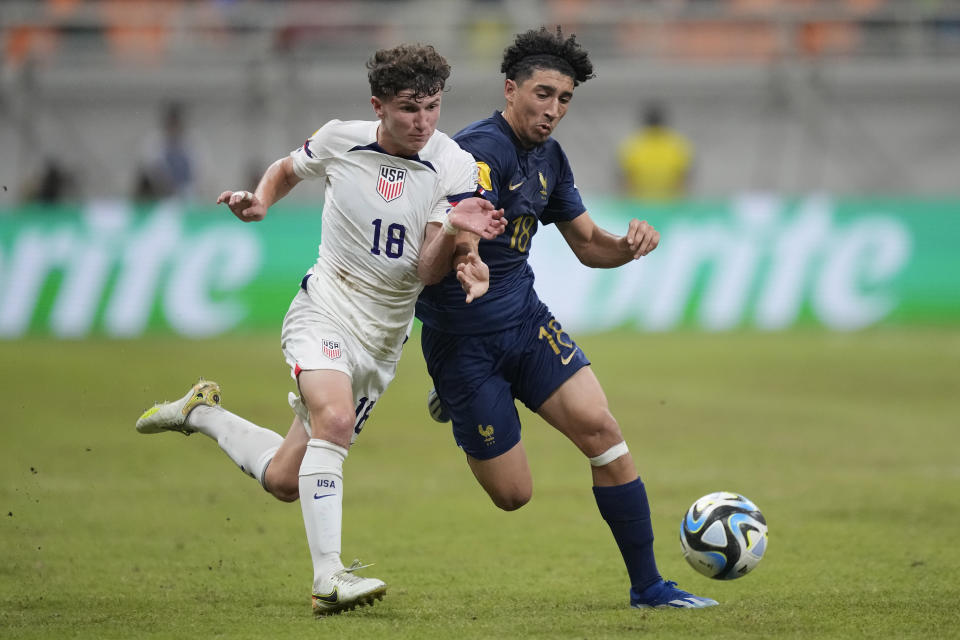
left=290, top=119, right=478, bottom=360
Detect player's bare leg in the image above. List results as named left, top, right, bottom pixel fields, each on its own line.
left=536, top=367, right=634, bottom=486
left=261, top=417, right=310, bottom=502
left=465, top=442, right=533, bottom=511
left=296, top=369, right=386, bottom=615
left=537, top=367, right=717, bottom=609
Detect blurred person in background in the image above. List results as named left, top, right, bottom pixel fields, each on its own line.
left=617, top=100, right=693, bottom=201
left=134, top=44, right=505, bottom=616
left=131, top=101, right=201, bottom=202
left=417, top=27, right=717, bottom=610
left=21, top=158, right=79, bottom=205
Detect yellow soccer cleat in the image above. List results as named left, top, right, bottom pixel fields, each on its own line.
left=136, top=379, right=221, bottom=436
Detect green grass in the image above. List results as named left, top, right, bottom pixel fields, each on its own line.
left=1, top=329, right=958, bottom=639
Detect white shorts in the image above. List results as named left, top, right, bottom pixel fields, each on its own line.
left=280, top=289, right=400, bottom=443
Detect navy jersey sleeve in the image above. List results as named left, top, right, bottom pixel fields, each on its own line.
left=453, top=131, right=514, bottom=208
left=541, top=144, right=586, bottom=225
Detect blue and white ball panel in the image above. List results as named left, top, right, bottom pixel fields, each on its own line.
left=680, top=491, right=768, bottom=580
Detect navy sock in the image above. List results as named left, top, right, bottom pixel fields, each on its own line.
left=593, top=477, right=662, bottom=594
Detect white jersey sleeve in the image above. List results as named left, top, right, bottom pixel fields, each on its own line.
left=290, top=120, right=343, bottom=179
left=426, top=132, right=480, bottom=223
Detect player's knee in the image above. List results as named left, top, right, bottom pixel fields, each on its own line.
left=577, top=410, right=623, bottom=457
left=490, top=486, right=532, bottom=511
left=264, top=467, right=300, bottom=503
left=309, top=406, right=355, bottom=440
left=492, top=495, right=529, bottom=511
left=271, top=484, right=300, bottom=503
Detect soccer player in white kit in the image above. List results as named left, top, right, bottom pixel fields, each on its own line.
left=135, top=44, right=506, bottom=616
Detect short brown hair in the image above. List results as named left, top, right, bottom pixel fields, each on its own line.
left=366, top=44, right=451, bottom=100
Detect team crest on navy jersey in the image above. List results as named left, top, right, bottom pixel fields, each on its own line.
left=322, top=339, right=342, bottom=360
left=377, top=165, right=406, bottom=202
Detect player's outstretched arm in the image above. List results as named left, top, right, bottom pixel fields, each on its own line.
left=557, top=212, right=660, bottom=268
left=417, top=198, right=505, bottom=286
left=216, top=156, right=302, bottom=222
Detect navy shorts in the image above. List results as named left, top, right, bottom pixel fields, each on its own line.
left=420, top=302, right=591, bottom=460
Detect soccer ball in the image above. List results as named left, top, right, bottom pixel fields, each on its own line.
left=680, top=491, right=768, bottom=580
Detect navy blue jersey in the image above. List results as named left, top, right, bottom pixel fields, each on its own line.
left=416, top=111, right=586, bottom=334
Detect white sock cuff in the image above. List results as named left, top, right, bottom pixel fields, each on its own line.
left=255, top=445, right=280, bottom=488
left=184, top=403, right=219, bottom=431
left=300, top=439, right=348, bottom=477
left=589, top=441, right=629, bottom=467
left=307, top=438, right=348, bottom=458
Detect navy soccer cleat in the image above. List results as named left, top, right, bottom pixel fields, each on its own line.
left=630, top=580, right=718, bottom=609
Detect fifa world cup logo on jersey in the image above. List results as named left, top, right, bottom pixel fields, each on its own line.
left=377, top=165, right=406, bottom=202
left=478, top=424, right=495, bottom=446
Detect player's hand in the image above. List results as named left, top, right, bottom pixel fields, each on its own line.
left=448, top=197, right=507, bottom=239
left=456, top=252, right=490, bottom=303
left=622, top=218, right=659, bottom=259
left=216, top=190, right=267, bottom=222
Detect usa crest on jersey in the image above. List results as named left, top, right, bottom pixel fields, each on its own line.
left=377, top=165, right=406, bottom=202
left=322, top=339, right=342, bottom=360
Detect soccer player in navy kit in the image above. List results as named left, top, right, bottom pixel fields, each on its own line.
left=417, top=27, right=718, bottom=609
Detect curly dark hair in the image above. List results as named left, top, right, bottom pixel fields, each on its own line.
left=501, top=26, right=595, bottom=87
left=366, top=44, right=451, bottom=100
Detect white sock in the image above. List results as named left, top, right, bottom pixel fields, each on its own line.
left=186, top=405, right=283, bottom=487
left=300, top=439, right=348, bottom=584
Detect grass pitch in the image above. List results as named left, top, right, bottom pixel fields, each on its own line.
left=1, top=329, right=958, bottom=639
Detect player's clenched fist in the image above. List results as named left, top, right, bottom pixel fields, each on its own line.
left=217, top=190, right=267, bottom=222
left=622, top=218, right=659, bottom=259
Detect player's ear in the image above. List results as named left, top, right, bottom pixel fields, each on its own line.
left=371, top=96, right=384, bottom=118
left=504, top=78, right=517, bottom=102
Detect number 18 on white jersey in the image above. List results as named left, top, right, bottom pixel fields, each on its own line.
left=289, top=119, right=478, bottom=360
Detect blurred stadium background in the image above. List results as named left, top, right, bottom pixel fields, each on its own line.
left=3, top=2, right=960, bottom=636
left=2, top=0, right=958, bottom=338
left=3, top=0, right=960, bottom=199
